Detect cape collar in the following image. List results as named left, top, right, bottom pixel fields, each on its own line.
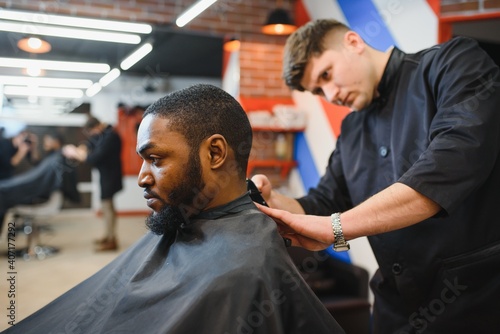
left=190, top=193, right=255, bottom=221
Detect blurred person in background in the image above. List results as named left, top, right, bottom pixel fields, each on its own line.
left=0, top=129, right=40, bottom=236
left=63, top=117, right=123, bottom=251
left=0, top=131, right=80, bottom=236
left=0, top=129, right=40, bottom=180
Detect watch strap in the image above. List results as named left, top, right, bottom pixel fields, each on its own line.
left=331, top=213, right=350, bottom=252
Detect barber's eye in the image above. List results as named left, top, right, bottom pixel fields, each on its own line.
left=312, top=88, right=324, bottom=96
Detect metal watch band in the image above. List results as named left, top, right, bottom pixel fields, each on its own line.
left=331, top=213, right=350, bottom=252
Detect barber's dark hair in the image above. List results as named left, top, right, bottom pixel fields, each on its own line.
left=84, top=116, right=101, bottom=131
left=144, top=84, right=252, bottom=178
left=283, top=19, right=350, bottom=91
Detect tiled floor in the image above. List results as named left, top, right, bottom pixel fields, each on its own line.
left=0, top=209, right=147, bottom=331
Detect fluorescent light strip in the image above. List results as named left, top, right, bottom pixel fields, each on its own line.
left=176, top=0, right=218, bottom=27
left=86, top=83, right=102, bottom=97
left=3, top=85, right=84, bottom=99
left=0, top=76, right=92, bottom=88
left=99, top=68, right=121, bottom=87
left=120, top=43, right=153, bottom=70
left=0, top=9, right=152, bottom=34
left=0, top=21, right=141, bottom=44
left=0, top=57, right=110, bottom=73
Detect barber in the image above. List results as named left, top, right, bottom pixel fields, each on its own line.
left=253, top=19, right=500, bottom=333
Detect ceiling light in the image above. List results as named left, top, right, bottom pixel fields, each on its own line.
left=0, top=76, right=93, bottom=89
left=0, top=21, right=141, bottom=44
left=25, top=66, right=43, bottom=77
left=0, top=9, right=152, bottom=34
left=86, top=83, right=102, bottom=97
left=262, top=8, right=297, bottom=35
left=176, top=0, right=218, bottom=27
left=0, top=57, right=110, bottom=73
left=99, top=68, right=121, bottom=87
left=3, top=85, right=84, bottom=99
left=120, top=43, right=153, bottom=70
left=17, top=36, right=52, bottom=53
left=224, top=38, right=240, bottom=52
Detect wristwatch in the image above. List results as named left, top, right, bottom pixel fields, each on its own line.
left=331, top=213, right=350, bottom=252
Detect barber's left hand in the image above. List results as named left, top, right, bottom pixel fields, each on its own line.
left=256, top=203, right=333, bottom=251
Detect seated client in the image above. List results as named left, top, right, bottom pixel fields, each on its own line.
left=3, top=84, right=345, bottom=334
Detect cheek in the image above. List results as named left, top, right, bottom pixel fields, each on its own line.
left=155, top=165, right=186, bottom=192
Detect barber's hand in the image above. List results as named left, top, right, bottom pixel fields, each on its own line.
left=63, top=144, right=88, bottom=161
left=62, top=144, right=76, bottom=156
left=251, top=174, right=273, bottom=205
left=256, top=203, right=333, bottom=251
left=17, top=141, right=30, bottom=155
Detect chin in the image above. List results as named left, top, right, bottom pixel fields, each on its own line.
left=351, top=97, right=369, bottom=112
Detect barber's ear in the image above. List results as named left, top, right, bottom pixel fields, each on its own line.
left=206, top=134, right=227, bottom=169
left=344, top=31, right=365, bottom=53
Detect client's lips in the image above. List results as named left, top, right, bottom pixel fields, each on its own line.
left=146, top=198, right=157, bottom=206
left=143, top=192, right=159, bottom=208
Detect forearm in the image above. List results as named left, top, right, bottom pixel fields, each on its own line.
left=10, top=150, right=26, bottom=166
left=341, top=182, right=441, bottom=241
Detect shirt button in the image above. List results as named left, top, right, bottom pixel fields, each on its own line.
left=379, top=146, right=389, bottom=157
left=392, top=263, right=402, bottom=275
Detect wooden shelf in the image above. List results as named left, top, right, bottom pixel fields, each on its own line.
left=252, top=126, right=305, bottom=132
left=247, top=160, right=298, bottom=179
left=241, top=96, right=303, bottom=182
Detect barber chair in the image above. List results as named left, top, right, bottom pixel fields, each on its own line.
left=287, top=247, right=372, bottom=334
left=11, top=190, right=63, bottom=260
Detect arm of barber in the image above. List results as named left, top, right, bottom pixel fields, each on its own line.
left=252, top=175, right=440, bottom=251
left=10, top=132, right=41, bottom=166
left=10, top=141, right=31, bottom=167
left=62, top=144, right=88, bottom=162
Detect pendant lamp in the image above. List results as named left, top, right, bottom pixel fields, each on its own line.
left=17, top=36, right=52, bottom=54
left=262, top=1, right=297, bottom=36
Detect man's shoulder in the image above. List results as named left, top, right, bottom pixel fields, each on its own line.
left=410, top=36, right=481, bottom=65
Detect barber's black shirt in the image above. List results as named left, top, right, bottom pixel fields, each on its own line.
left=298, top=37, right=500, bottom=333
left=86, top=125, right=123, bottom=199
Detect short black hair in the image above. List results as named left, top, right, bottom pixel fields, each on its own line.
left=144, top=84, right=253, bottom=178
left=84, top=116, right=101, bottom=131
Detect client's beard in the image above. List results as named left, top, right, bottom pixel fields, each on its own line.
left=146, top=205, right=187, bottom=236
left=145, top=150, right=203, bottom=236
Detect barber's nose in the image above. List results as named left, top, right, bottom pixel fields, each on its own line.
left=324, top=85, right=340, bottom=105
left=138, top=163, right=153, bottom=188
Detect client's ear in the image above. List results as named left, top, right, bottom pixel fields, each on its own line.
left=206, top=134, right=227, bottom=169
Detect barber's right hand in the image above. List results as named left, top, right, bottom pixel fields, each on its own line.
left=251, top=174, right=273, bottom=206
left=62, top=145, right=77, bottom=158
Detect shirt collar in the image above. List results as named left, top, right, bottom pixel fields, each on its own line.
left=371, top=47, right=406, bottom=108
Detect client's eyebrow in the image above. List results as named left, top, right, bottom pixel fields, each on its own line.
left=136, top=142, right=157, bottom=156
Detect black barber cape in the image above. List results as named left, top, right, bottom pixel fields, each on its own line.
left=3, top=195, right=344, bottom=334
left=0, top=151, right=79, bottom=215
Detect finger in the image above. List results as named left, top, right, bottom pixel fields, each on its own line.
left=255, top=203, right=285, bottom=219
left=250, top=174, right=265, bottom=189
left=254, top=202, right=272, bottom=216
